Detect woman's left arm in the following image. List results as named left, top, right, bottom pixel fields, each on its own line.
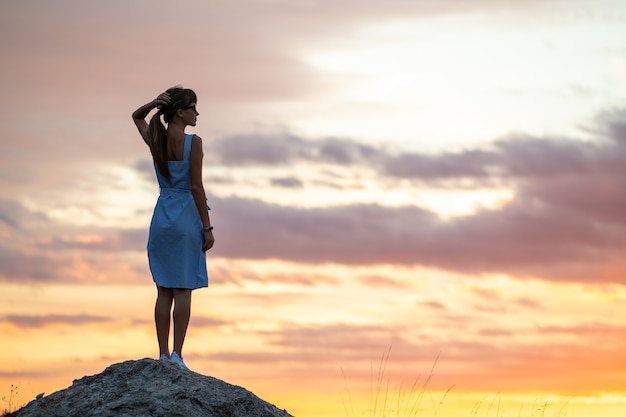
left=189, top=135, right=214, bottom=251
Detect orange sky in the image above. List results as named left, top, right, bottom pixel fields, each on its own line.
left=1, top=1, right=626, bottom=416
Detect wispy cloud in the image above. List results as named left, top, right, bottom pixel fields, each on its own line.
left=1, top=313, right=112, bottom=328
left=2, top=110, right=625, bottom=284
left=205, top=110, right=626, bottom=183
left=196, top=111, right=626, bottom=282
left=0, top=246, right=62, bottom=283
left=189, top=316, right=230, bottom=328
left=193, top=319, right=626, bottom=391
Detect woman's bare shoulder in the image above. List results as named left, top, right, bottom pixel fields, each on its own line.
left=190, top=134, right=204, bottom=148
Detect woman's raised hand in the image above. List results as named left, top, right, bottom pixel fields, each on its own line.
left=154, top=93, right=171, bottom=110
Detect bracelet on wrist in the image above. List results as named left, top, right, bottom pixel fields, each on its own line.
left=203, top=226, right=214, bottom=232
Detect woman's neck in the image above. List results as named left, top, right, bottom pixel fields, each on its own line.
left=167, top=120, right=187, bottom=135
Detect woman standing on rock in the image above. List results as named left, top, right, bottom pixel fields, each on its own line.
left=132, top=86, right=214, bottom=370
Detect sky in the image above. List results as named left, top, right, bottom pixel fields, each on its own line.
left=1, top=0, right=625, bottom=416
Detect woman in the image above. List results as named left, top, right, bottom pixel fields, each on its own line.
left=132, top=86, right=214, bottom=370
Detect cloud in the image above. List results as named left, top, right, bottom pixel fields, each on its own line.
left=199, top=112, right=626, bottom=283
left=513, top=297, right=543, bottom=309
left=358, top=275, right=408, bottom=289
left=270, top=177, right=303, bottom=189
left=0, top=199, right=24, bottom=229
left=207, top=193, right=625, bottom=282
left=0, top=246, right=62, bottom=283
left=38, top=229, right=147, bottom=253
left=382, top=149, right=500, bottom=181
left=189, top=316, right=230, bottom=328
left=204, top=111, right=626, bottom=184
left=420, top=300, right=448, bottom=311
left=536, top=322, right=626, bottom=338
left=207, top=133, right=309, bottom=166
left=4, top=104, right=626, bottom=284
left=477, top=327, right=514, bottom=337
left=0, top=370, right=49, bottom=379
left=0, top=198, right=48, bottom=230
left=0, top=223, right=149, bottom=285
left=199, top=319, right=626, bottom=391
left=0, top=314, right=112, bottom=328
left=471, top=287, right=501, bottom=301
left=211, top=196, right=434, bottom=263
left=205, top=134, right=380, bottom=167
left=5, top=111, right=624, bottom=284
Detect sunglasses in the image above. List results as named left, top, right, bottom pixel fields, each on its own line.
left=181, top=104, right=197, bottom=113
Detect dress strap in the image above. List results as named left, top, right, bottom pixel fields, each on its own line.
left=183, top=134, right=193, bottom=161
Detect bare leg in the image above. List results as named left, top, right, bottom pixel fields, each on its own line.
left=155, top=286, right=174, bottom=358
left=172, top=288, right=192, bottom=358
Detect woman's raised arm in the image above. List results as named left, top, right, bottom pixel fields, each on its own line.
left=132, top=92, right=170, bottom=146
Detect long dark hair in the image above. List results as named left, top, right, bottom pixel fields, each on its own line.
left=148, top=86, right=197, bottom=179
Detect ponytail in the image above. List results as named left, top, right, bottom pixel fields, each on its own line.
left=148, top=111, right=170, bottom=179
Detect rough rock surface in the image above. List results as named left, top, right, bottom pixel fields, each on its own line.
left=10, top=358, right=294, bottom=417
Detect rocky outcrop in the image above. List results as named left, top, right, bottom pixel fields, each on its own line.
left=10, top=358, right=293, bottom=417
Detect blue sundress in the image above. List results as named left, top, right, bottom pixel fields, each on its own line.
left=147, top=133, right=208, bottom=289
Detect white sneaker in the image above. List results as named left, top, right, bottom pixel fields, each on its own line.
left=159, top=354, right=170, bottom=362
left=170, top=352, right=190, bottom=371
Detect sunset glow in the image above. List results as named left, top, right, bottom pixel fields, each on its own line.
left=1, top=1, right=626, bottom=416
